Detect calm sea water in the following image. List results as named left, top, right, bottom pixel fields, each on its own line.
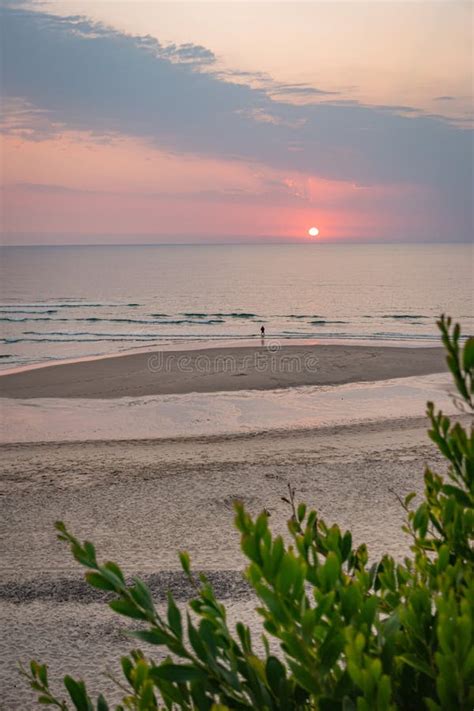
left=0, top=243, right=472, bottom=369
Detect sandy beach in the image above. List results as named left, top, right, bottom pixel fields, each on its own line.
left=0, top=344, right=446, bottom=399
left=1, top=414, right=458, bottom=708
left=0, top=342, right=455, bottom=706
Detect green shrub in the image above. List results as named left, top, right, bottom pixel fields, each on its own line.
left=22, top=316, right=473, bottom=710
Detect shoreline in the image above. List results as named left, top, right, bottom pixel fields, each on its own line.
left=0, top=343, right=446, bottom=399
left=0, top=335, right=441, bottom=377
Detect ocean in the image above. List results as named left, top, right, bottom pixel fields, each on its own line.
left=0, top=243, right=472, bottom=370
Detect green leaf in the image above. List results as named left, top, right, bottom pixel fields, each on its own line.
left=129, top=578, right=155, bottom=614
left=462, top=337, right=474, bottom=372
left=288, top=661, right=319, bottom=695
left=132, top=659, right=148, bottom=691
left=109, top=599, right=147, bottom=620
left=320, top=631, right=345, bottom=672
left=130, top=629, right=169, bottom=645
left=399, top=654, right=435, bottom=679
left=276, top=554, right=298, bottom=595
left=83, top=542, right=97, bottom=565
left=413, top=503, right=429, bottom=537
left=149, top=664, right=206, bottom=684
left=297, top=503, right=306, bottom=522
left=324, top=551, right=340, bottom=588
left=383, top=611, right=400, bottom=639
left=138, top=681, right=155, bottom=710
left=85, top=572, right=115, bottom=592
left=167, top=593, right=182, bottom=640
left=179, top=551, right=191, bottom=576
left=96, top=695, right=109, bottom=711
left=64, top=676, right=93, bottom=711
left=341, top=531, right=352, bottom=561
left=376, top=675, right=392, bottom=709
left=441, top=484, right=471, bottom=507
left=265, top=655, right=286, bottom=695
left=187, top=615, right=208, bottom=661
left=103, top=561, right=125, bottom=584
left=121, top=657, right=133, bottom=685
left=270, top=536, right=284, bottom=576
left=37, top=663, right=48, bottom=687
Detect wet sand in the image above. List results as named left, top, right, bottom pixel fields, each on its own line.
left=0, top=415, right=457, bottom=708
left=0, top=344, right=446, bottom=399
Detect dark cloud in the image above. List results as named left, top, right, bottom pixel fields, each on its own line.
left=1, top=6, right=472, bottom=238
left=213, top=69, right=339, bottom=101
left=268, top=83, right=339, bottom=98
left=162, top=43, right=216, bottom=65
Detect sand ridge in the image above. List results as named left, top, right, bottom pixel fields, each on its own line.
left=0, top=343, right=446, bottom=399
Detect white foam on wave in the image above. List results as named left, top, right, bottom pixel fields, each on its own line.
left=0, top=373, right=456, bottom=444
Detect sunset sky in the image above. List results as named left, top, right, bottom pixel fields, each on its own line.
left=1, top=0, right=472, bottom=244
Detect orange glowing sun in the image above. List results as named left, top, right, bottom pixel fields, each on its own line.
left=308, top=226, right=320, bottom=237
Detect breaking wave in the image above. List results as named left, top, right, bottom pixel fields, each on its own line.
left=382, top=314, right=428, bottom=320
left=0, top=309, right=58, bottom=315
left=0, top=316, right=225, bottom=325
left=0, top=302, right=139, bottom=309
left=309, top=320, right=348, bottom=325
left=181, top=312, right=258, bottom=319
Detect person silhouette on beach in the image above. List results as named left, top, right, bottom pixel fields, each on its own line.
left=260, top=325, right=265, bottom=337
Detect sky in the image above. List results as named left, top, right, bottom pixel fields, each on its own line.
left=0, top=0, right=473, bottom=244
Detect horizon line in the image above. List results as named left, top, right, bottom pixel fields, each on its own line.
left=1, top=239, right=473, bottom=248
